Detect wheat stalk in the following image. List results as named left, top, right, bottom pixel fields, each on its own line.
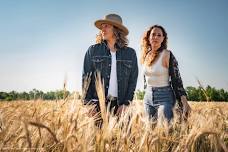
left=28, top=121, right=59, bottom=143
left=95, top=71, right=107, bottom=127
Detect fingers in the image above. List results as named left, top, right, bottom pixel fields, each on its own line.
left=182, top=104, right=191, bottom=120
left=116, top=105, right=125, bottom=116
left=88, top=108, right=97, bottom=117
left=116, top=107, right=122, bottom=116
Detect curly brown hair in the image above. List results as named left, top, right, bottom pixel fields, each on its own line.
left=140, top=25, right=168, bottom=66
left=96, top=26, right=128, bottom=48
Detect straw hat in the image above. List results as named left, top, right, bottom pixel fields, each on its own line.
left=94, top=14, right=129, bottom=35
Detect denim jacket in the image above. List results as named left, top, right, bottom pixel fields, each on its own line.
left=82, top=41, right=138, bottom=106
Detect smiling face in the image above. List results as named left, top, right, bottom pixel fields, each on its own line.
left=149, top=27, right=165, bottom=50
left=100, top=23, right=115, bottom=41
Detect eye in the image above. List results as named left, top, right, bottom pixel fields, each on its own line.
left=101, top=24, right=108, bottom=28
left=151, top=33, right=162, bottom=37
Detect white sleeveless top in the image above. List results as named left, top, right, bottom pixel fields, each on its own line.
left=143, top=50, right=169, bottom=87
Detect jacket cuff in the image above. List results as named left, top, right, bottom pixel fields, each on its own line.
left=84, top=99, right=99, bottom=105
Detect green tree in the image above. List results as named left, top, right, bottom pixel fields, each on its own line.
left=135, top=89, right=145, bottom=100
left=198, top=87, right=207, bottom=101
left=206, top=86, right=220, bottom=101
left=0, top=92, right=8, bottom=100
left=186, top=86, right=200, bottom=101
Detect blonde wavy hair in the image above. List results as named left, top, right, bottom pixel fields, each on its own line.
left=140, top=25, right=168, bottom=66
left=96, top=26, right=128, bottom=48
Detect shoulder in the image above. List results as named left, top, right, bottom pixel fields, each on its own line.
left=162, top=49, right=171, bottom=68
left=163, top=49, right=171, bottom=56
left=127, top=47, right=138, bottom=61
left=161, top=49, right=170, bottom=59
left=88, top=43, right=104, bottom=51
left=126, top=46, right=135, bottom=51
left=86, top=43, right=105, bottom=56
left=167, top=50, right=179, bottom=66
left=166, top=50, right=176, bottom=59
left=123, top=46, right=137, bottom=55
left=163, top=49, right=177, bottom=62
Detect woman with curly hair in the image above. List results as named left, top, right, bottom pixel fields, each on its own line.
left=141, top=25, right=191, bottom=123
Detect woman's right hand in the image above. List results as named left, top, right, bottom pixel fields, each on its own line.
left=181, top=96, right=191, bottom=119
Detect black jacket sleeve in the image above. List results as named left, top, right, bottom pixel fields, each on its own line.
left=169, top=51, right=187, bottom=104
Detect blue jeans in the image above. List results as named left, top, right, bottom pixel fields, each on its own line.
left=144, top=86, right=175, bottom=122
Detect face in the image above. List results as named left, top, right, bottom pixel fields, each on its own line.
left=149, top=27, right=164, bottom=49
left=100, top=23, right=115, bottom=41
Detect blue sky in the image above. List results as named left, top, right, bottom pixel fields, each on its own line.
left=0, top=0, right=228, bottom=92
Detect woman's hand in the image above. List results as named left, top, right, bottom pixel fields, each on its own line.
left=88, top=108, right=97, bottom=117
left=181, top=96, right=191, bottom=119
left=87, top=104, right=99, bottom=117
left=116, top=105, right=127, bottom=116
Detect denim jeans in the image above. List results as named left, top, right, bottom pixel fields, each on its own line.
left=144, top=86, right=175, bottom=122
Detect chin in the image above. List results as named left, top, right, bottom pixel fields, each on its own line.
left=151, top=44, right=158, bottom=48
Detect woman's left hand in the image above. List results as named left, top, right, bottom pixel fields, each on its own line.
left=116, top=105, right=127, bottom=116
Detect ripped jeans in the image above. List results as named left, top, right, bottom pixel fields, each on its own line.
left=144, top=86, right=175, bottom=122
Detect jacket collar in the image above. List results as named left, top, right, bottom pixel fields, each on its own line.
left=102, top=40, right=121, bottom=50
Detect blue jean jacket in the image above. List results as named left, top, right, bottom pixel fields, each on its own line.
left=82, top=41, right=138, bottom=106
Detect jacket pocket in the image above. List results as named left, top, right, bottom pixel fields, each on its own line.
left=92, top=57, right=105, bottom=71
left=122, top=60, right=132, bottom=77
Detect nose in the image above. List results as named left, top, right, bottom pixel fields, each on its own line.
left=151, top=36, right=157, bottom=41
left=154, top=34, right=159, bottom=39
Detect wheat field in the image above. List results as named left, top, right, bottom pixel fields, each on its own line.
left=0, top=99, right=227, bottom=152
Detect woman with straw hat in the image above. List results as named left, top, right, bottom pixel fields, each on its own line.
left=82, top=14, right=138, bottom=121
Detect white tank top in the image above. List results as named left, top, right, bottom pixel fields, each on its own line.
left=143, top=50, right=169, bottom=87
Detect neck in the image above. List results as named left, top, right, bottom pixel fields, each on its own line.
left=107, top=38, right=116, bottom=52
left=151, top=45, right=160, bottom=53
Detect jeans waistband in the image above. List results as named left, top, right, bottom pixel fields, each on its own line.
left=146, top=85, right=172, bottom=91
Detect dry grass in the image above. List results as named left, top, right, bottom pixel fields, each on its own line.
left=0, top=99, right=227, bottom=152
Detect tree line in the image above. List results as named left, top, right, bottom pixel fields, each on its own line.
left=135, top=85, right=228, bottom=102
left=1, top=85, right=228, bottom=102
left=0, top=89, right=71, bottom=101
